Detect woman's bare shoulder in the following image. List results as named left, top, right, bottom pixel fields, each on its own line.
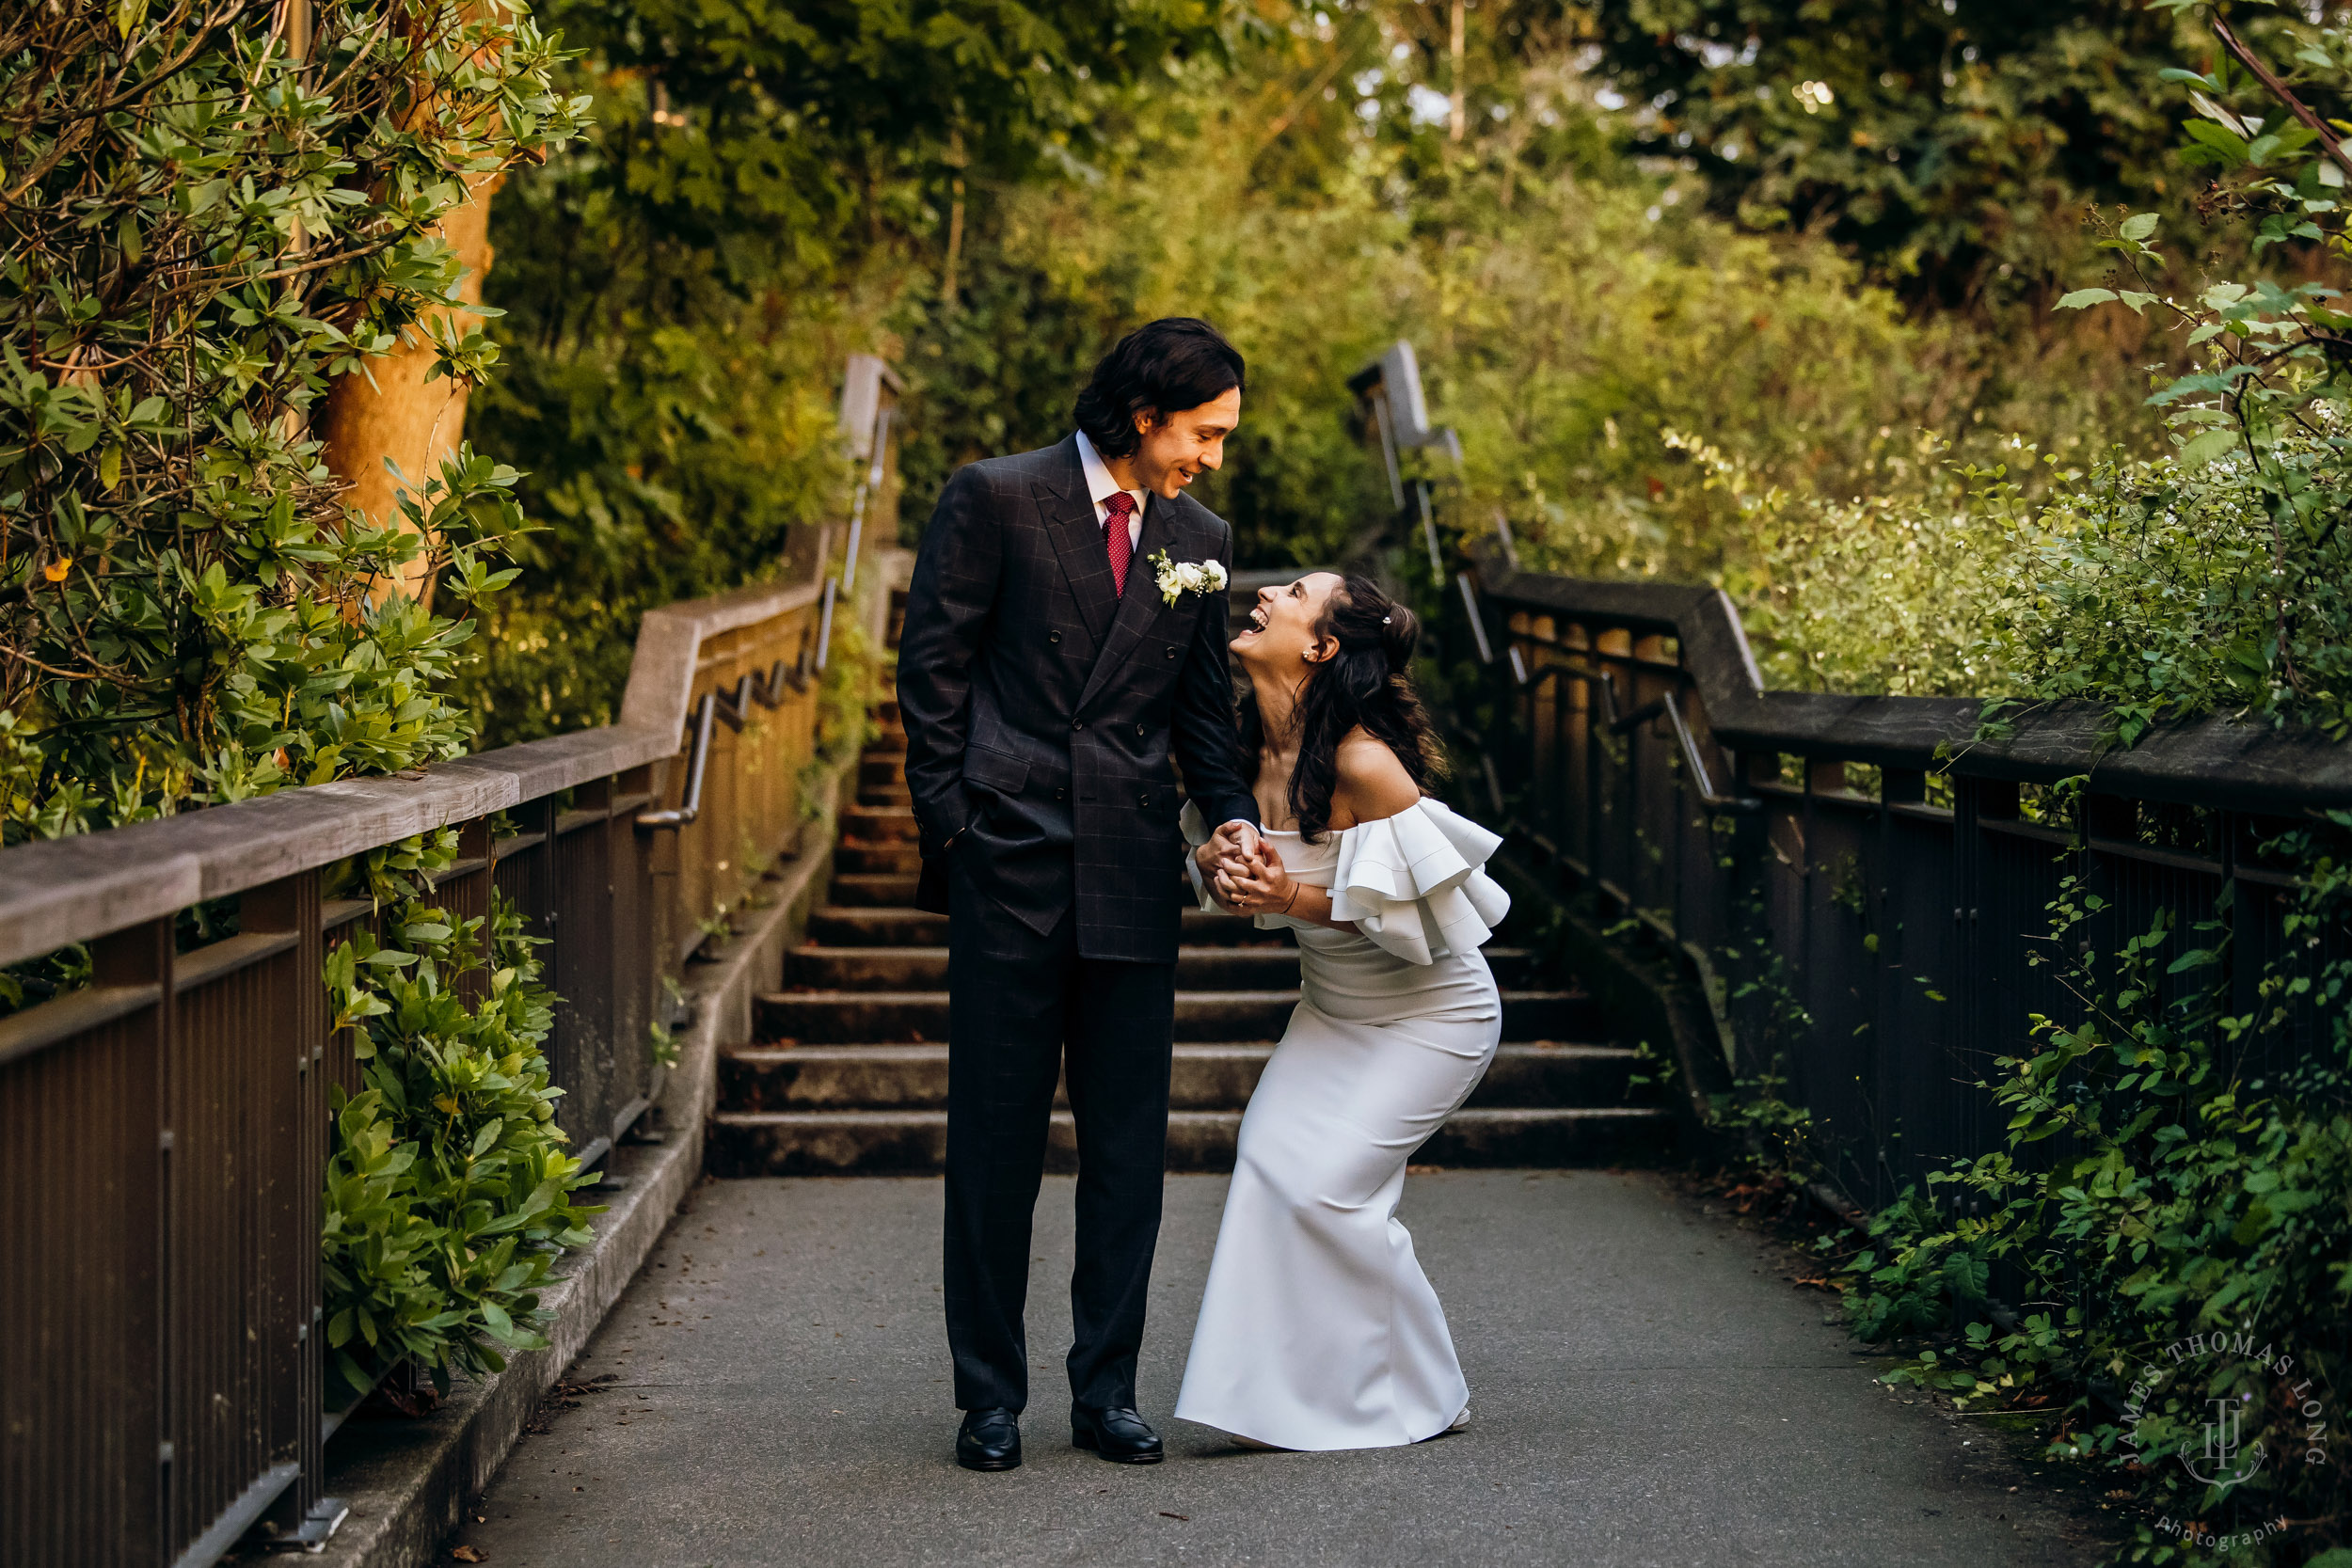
left=1331, top=728, right=1422, bottom=825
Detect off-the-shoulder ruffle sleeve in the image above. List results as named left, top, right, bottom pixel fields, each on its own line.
left=1327, top=799, right=1510, bottom=965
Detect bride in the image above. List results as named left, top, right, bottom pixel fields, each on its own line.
left=1175, top=571, right=1510, bottom=1451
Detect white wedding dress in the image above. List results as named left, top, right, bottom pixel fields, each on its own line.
left=1172, top=797, right=1510, bottom=1450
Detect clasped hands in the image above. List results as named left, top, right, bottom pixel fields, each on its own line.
left=1196, top=820, right=1297, bottom=917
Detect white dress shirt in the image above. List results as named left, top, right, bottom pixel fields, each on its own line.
left=1074, top=429, right=1146, bottom=553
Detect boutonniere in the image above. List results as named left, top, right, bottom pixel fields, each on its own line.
left=1148, top=548, right=1229, bottom=608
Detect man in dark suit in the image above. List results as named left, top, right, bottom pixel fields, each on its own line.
left=896, top=319, right=1263, bottom=1472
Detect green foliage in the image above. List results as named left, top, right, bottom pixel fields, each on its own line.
left=1667, top=428, right=2011, bottom=694
left=1845, top=840, right=2352, bottom=1560
left=0, top=0, right=584, bottom=838
left=461, top=0, right=1232, bottom=742
left=1973, top=433, right=2352, bottom=744
left=2045, top=7, right=2352, bottom=742
left=896, top=19, right=2068, bottom=589
left=1698, top=16, right=2352, bottom=1557
left=1580, top=0, right=2204, bottom=305
left=459, top=0, right=2169, bottom=710
left=321, top=832, right=602, bottom=1406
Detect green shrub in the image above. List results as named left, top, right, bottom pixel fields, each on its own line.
left=1770, top=11, right=2352, bottom=1559
left=322, top=832, right=602, bottom=1405
left=0, top=2, right=609, bottom=1409
left=0, top=1, right=581, bottom=839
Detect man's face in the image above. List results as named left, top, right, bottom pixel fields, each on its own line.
left=1129, top=385, right=1241, bottom=499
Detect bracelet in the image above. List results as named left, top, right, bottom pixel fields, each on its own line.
left=1278, top=883, right=1299, bottom=916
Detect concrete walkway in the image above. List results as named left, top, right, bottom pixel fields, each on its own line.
left=452, top=1171, right=2113, bottom=1568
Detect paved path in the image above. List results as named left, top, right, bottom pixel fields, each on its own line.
left=453, top=1171, right=2113, bottom=1568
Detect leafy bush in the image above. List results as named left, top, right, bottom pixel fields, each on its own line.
left=0, top=2, right=610, bottom=1409
left=1844, top=849, right=2352, bottom=1560
left=1756, top=10, right=2352, bottom=1559
left=0, top=1, right=580, bottom=839
left=322, top=833, right=602, bottom=1405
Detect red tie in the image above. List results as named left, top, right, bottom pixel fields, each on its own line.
left=1103, top=492, right=1136, bottom=596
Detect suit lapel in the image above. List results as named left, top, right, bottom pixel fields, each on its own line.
left=1075, top=494, right=1180, bottom=714
left=1035, top=436, right=1117, bottom=652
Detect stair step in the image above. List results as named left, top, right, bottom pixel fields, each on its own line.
left=803, top=905, right=1299, bottom=948
left=805, top=905, right=946, bottom=944
left=858, top=784, right=914, bottom=808
left=785, top=944, right=1303, bottom=990
left=828, top=874, right=920, bottom=907
left=784, top=943, right=1544, bottom=990
left=718, top=1040, right=1646, bottom=1113
left=754, top=989, right=1599, bottom=1045
left=834, top=843, right=923, bottom=875
left=705, top=1104, right=1674, bottom=1176
left=859, top=754, right=906, bottom=788
left=841, top=804, right=918, bottom=842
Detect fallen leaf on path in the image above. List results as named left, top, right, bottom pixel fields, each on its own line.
left=451, top=1548, right=487, bottom=1563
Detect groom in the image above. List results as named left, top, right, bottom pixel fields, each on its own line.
left=896, top=318, right=1264, bottom=1472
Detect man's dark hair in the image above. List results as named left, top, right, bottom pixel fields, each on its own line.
left=1072, top=317, right=1246, bottom=460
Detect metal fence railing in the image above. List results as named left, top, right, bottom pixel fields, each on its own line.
left=1457, top=557, right=2352, bottom=1211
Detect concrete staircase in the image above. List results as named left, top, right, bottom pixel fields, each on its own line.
left=706, top=604, right=1673, bottom=1176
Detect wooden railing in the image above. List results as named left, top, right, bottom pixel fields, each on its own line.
left=0, top=359, right=900, bottom=1568
left=1460, top=549, right=2352, bottom=1209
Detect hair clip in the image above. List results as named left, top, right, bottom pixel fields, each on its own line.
left=1382, top=615, right=1392, bottom=626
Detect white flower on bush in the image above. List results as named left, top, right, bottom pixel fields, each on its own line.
left=1149, top=549, right=1229, bottom=606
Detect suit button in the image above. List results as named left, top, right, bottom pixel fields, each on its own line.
left=1165, top=647, right=1178, bottom=659
left=1139, top=792, right=1152, bottom=807
left=1048, top=630, right=1062, bottom=644
left=1136, top=722, right=1147, bottom=736
left=1072, top=720, right=1085, bottom=731
left=1055, top=787, right=1068, bottom=801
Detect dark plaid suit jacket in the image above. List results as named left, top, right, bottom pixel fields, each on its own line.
left=897, top=435, right=1260, bottom=964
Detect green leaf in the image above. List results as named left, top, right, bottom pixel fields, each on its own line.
left=2173, top=427, right=2239, bottom=466
left=2055, top=288, right=2119, bottom=309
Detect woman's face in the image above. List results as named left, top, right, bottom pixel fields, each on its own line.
left=1232, top=572, right=1343, bottom=669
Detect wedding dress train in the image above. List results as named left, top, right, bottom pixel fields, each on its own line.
left=1173, top=798, right=1509, bottom=1450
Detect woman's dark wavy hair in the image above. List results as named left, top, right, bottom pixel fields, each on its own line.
left=1239, top=575, right=1447, bottom=843
left=1073, top=318, right=1246, bottom=460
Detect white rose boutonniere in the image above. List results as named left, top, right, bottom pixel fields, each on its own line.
left=1148, top=548, right=1229, bottom=608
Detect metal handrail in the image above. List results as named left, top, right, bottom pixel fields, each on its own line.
left=1504, top=657, right=1759, bottom=816
left=636, top=692, right=718, bottom=830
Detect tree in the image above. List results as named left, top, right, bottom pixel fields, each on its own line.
left=0, top=0, right=583, bottom=840
left=1580, top=0, right=2204, bottom=307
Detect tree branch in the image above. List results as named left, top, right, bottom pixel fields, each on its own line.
left=2210, top=13, right=2352, bottom=184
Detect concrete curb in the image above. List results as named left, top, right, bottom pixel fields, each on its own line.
left=235, top=766, right=850, bottom=1568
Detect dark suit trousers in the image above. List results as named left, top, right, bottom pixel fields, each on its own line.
left=943, top=855, right=1175, bottom=1414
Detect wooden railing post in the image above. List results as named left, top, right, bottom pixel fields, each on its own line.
left=238, top=873, right=330, bottom=1543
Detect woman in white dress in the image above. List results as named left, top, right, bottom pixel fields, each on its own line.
left=1174, top=571, right=1510, bottom=1452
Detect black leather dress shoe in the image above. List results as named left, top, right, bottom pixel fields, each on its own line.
left=956, top=1408, right=1022, bottom=1471
left=1072, top=1403, right=1164, bottom=1464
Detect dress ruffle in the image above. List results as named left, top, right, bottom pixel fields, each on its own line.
left=1327, top=799, right=1509, bottom=965
left=1181, top=798, right=1508, bottom=964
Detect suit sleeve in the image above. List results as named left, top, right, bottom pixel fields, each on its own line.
left=897, top=466, right=999, bottom=857
left=1168, top=525, right=1260, bottom=833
